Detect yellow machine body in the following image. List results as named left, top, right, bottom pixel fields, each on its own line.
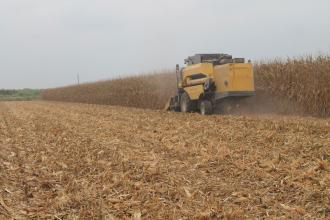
left=166, top=54, right=256, bottom=115
left=213, top=63, right=255, bottom=93
left=181, top=63, right=255, bottom=100
left=183, top=85, right=204, bottom=100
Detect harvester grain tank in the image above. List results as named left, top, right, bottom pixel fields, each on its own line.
left=165, top=54, right=255, bottom=115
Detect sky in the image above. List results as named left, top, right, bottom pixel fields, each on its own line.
left=1, top=0, right=330, bottom=89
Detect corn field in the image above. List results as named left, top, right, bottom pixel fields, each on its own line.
left=42, top=55, right=330, bottom=116
left=254, top=55, right=330, bottom=116
left=42, top=72, right=177, bottom=110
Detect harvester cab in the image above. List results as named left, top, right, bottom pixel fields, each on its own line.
left=165, top=53, right=255, bottom=115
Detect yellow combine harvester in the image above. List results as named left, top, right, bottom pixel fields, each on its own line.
left=165, top=54, right=255, bottom=115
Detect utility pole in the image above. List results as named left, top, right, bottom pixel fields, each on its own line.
left=77, top=74, right=80, bottom=85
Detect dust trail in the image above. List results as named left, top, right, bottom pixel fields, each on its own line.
left=214, top=89, right=306, bottom=116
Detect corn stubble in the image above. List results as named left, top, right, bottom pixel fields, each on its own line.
left=0, top=102, right=329, bottom=219
left=42, top=55, right=330, bottom=116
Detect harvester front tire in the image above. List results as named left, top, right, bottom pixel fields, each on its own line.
left=200, top=100, right=213, bottom=115
left=180, top=92, right=193, bottom=113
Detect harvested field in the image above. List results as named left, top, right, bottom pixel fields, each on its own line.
left=0, top=101, right=329, bottom=219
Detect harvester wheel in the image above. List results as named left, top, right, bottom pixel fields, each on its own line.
left=180, top=92, right=193, bottom=113
left=200, top=100, right=213, bottom=115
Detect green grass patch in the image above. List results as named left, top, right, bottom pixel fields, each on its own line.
left=0, top=89, right=42, bottom=101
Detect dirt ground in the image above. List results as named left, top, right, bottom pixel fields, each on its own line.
left=0, top=101, right=329, bottom=219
